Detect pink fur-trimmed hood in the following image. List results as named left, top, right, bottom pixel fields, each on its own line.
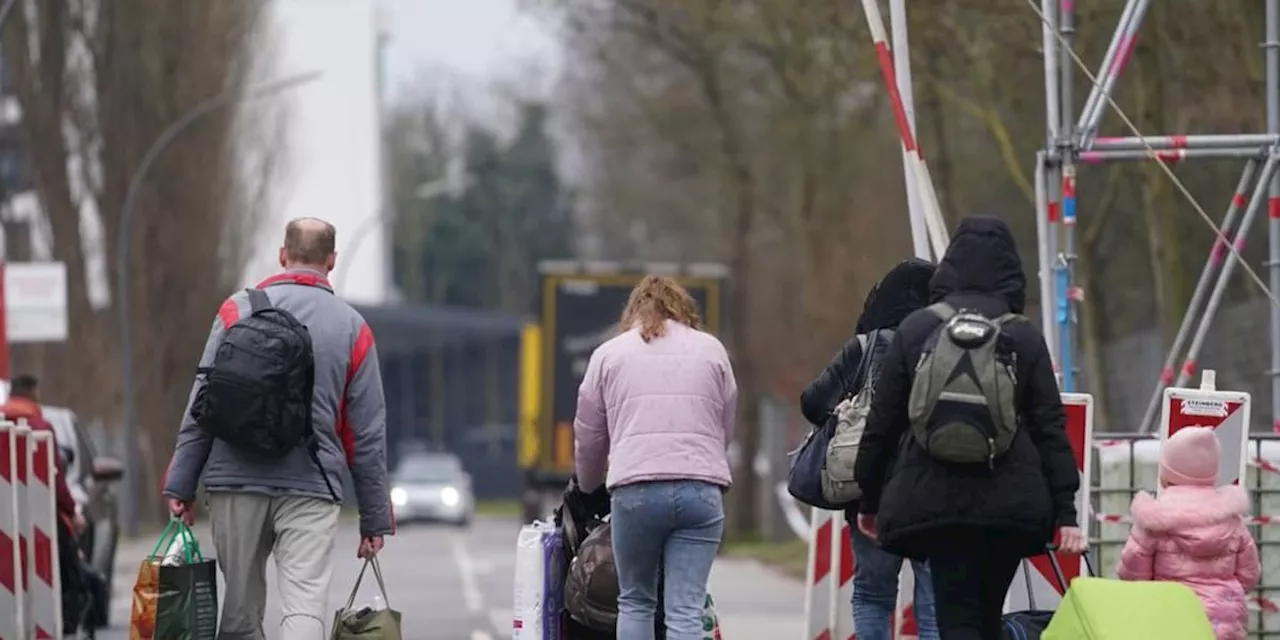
left=1130, top=484, right=1250, bottom=533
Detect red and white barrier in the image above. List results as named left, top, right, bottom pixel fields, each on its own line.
left=0, top=421, right=61, bottom=639
left=1158, top=370, right=1250, bottom=488
left=1005, top=393, right=1095, bottom=612
left=803, top=508, right=853, bottom=640
left=1, top=421, right=23, bottom=640
left=26, top=431, right=59, bottom=638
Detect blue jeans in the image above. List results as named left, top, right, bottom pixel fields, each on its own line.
left=850, top=525, right=939, bottom=640
left=611, top=480, right=725, bottom=640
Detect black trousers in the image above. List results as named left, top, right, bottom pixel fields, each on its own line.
left=928, top=543, right=1022, bottom=640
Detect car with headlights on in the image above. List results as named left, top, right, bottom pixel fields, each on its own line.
left=389, top=452, right=474, bottom=527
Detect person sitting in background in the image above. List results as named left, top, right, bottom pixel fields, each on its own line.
left=1116, top=427, right=1259, bottom=640
left=1, top=374, right=84, bottom=534
left=800, top=258, right=940, bottom=640
left=574, top=275, right=737, bottom=640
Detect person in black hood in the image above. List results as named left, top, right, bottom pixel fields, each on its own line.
left=800, top=257, right=939, bottom=640
left=852, top=216, right=1082, bottom=640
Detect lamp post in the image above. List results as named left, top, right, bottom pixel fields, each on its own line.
left=116, top=71, right=321, bottom=535
left=333, top=174, right=472, bottom=293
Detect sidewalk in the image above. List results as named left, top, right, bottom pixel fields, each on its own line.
left=709, top=557, right=806, bottom=638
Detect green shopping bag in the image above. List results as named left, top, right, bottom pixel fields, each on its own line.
left=1043, top=577, right=1214, bottom=640
left=129, top=519, right=219, bottom=640
left=331, top=557, right=403, bottom=640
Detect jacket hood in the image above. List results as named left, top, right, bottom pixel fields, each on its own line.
left=929, top=216, right=1027, bottom=313
left=855, top=258, right=937, bottom=333
left=1130, top=485, right=1250, bottom=554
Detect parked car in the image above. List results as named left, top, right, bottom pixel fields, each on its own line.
left=42, top=406, right=124, bottom=611
left=389, top=452, right=474, bottom=527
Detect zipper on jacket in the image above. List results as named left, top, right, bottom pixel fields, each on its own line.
left=987, top=437, right=996, bottom=470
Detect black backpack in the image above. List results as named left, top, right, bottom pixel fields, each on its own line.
left=191, top=287, right=337, bottom=500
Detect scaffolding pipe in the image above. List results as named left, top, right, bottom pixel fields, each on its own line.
left=1035, top=152, right=1058, bottom=361
left=1136, top=160, right=1259, bottom=432
left=1170, top=154, right=1280, bottom=410
left=1041, top=0, right=1060, bottom=147
left=1041, top=0, right=1061, bottom=375
left=1078, top=148, right=1269, bottom=164
left=1090, top=134, right=1280, bottom=151
left=1072, top=0, right=1134, bottom=140
left=1077, top=0, right=1152, bottom=148
left=889, top=0, right=930, bottom=260
left=1058, top=0, right=1079, bottom=390
left=1268, top=0, right=1280, bottom=434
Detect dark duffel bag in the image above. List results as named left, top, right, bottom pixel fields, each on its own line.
left=1002, top=546, right=1095, bottom=640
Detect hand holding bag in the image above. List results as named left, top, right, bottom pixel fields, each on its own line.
left=331, top=557, right=403, bottom=640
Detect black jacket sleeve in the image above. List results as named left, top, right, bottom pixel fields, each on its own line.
left=853, top=329, right=911, bottom=515
left=800, top=336, right=864, bottom=426
left=1021, top=331, right=1080, bottom=528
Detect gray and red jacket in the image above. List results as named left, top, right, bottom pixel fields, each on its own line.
left=162, top=269, right=395, bottom=536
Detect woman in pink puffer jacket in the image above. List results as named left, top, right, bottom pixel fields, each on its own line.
left=1116, top=427, right=1261, bottom=640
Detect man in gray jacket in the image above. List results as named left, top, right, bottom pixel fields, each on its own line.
left=163, top=217, right=393, bottom=639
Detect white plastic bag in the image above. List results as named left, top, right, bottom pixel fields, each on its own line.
left=161, top=530, right=191, bottom=566
left=513, top=520, right=551, bottom=639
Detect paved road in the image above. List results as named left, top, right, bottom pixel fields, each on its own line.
left=98, top=516, right=805, bottom=639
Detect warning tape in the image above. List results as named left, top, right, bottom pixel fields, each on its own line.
left=1252, top=595, right=1280, bottom=614
left=1097, top=514, right=1280, bottom=526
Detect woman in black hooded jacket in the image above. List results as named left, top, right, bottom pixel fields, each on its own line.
left=853, top=216, right=1083, bottom=640
left=800, top=257, right=939, bottom=640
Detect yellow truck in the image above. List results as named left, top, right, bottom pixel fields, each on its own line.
left=518, top=261, right=728, bottom=520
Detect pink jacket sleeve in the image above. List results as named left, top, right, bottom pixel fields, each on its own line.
left=574, top=351, right=609, bottom=492
left=1236, top=525, right=1262, bottom=591
left=1116, top=526, right=1156, bottom=581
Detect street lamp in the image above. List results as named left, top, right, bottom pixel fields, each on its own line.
left=116, top=70, right=322, bottom=536
left=333, top=173, right=472, bottom=293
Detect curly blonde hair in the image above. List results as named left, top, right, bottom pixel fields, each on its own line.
left=619, top=275, right=703, bottom=342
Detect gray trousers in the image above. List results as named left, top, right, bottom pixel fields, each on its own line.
left=208, top=492, right=341, bottom=640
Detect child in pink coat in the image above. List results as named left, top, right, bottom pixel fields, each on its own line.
left=1116, top=427, right=1261, bottom=640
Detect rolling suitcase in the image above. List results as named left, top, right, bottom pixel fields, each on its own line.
left=1001, top=546, right=1093, bottom=640
left=1042, top=577, right=1214, bottom=639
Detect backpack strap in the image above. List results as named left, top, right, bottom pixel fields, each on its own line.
left=302, top=358, right=340, bottom=503
left=926, top=302, right=957, bottom=321
left=853, top=330, right=881, bottom=394
left=995, top=312, right=1028, bottom=326
left=245, top=287, right=271, bottom=313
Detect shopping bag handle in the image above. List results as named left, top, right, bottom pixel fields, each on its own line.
left=343, top=556, right=390, bottom=610
left=147, top=518, right=204, bottom=563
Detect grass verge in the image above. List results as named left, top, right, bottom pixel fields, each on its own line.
left=475, top=499, right=522, bottom=517
left=720, top=535, right=808, bottom=580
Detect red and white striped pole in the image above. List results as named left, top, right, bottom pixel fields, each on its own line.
left=0, top=420, right=23, bottom=640
left=25, top=430, right=59, bottom=638
left=859, top=0, right=950, bottom=259
left=803, top=509, right=854, bottom=640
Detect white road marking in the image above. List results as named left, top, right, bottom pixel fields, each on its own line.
left=452, top=534, right=485, bottom=614
left=470, top=630, right=494, bottom=640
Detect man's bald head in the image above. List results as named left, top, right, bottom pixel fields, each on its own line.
left=279, top=217, right=338, bottom=272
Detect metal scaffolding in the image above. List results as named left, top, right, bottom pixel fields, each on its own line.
left=1033, top=0, right=1280, bottom=431
left=859, top=0, right=1280, bottom=429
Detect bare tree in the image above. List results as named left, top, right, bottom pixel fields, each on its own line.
left=3, top=0, right=280, bottom=518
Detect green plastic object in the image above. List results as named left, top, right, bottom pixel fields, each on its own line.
left=1043, top=577, right=1215, bottom=640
